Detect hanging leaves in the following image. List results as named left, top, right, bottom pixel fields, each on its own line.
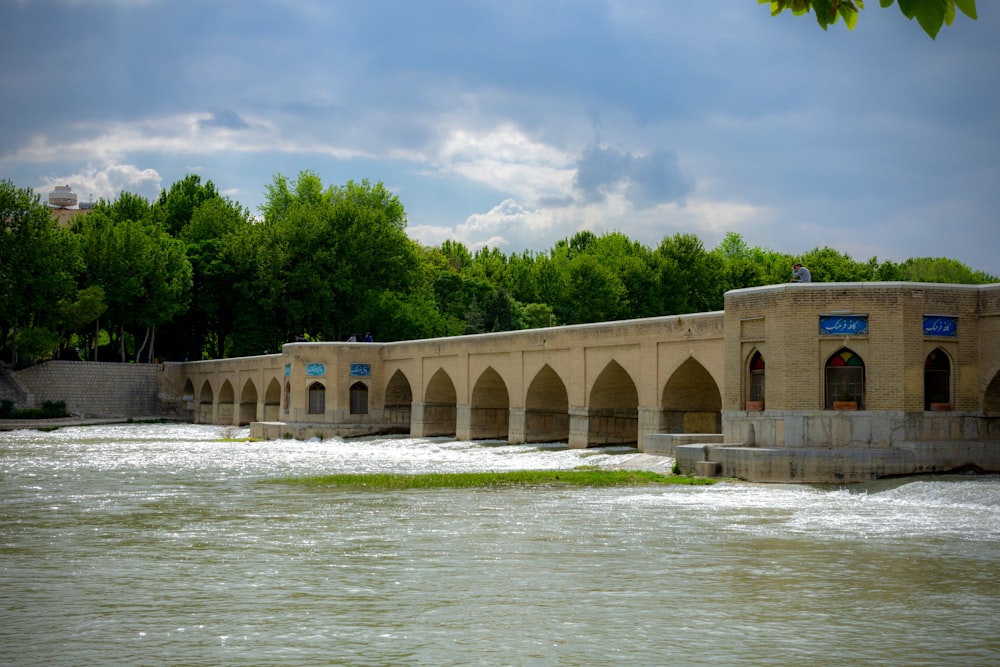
left=760, top=0, right=977, bottom=38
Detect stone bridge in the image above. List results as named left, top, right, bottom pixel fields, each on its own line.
left=161, top=282, right=1000, bottom=480
left=165, top=311, right=726, bottom=449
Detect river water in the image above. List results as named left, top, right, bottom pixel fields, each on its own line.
left=1, top=423, right=998, bottom=666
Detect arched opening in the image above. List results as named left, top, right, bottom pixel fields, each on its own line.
left=826, top=348, right=865, bottom=409
left=350, top=381, right=369, bottom=415
left=219, top=379, right=235, bottom=424
left=661, top=357, right=722, bottom=433
left=198, top=380, right=214, bottom=424
left=470, top=367, right=510, bottom=440
left=983, top=371, right=1000, bottom=417
left=588, top=360, right=638, bottom=446
left=308, top=381, right=325, bottom=415
left=264, top=378, right=281, bottom=421
left=924, top=348, right=951, bottom=410
left=747, top=351, right=765, bottom=411
left=384, top=369, right=413, bottom=431
left=424, top=368, right=457, bottom=437
left=524, top=364, right=570, bottom=443
left=284, top=381, right=291, bottom=412
left=239, top=379, right=258, bottom=425
left=182, top=378, right=195, bottom=420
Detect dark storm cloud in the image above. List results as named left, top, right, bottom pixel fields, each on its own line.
left=574, top=145, right=692, bottom=208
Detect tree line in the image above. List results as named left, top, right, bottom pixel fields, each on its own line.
left=1, top=173, right=996, bottom=365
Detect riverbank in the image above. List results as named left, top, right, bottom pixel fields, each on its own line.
left=0, top=416, right=176, bottom=431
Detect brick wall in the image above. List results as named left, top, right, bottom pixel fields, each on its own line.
left=13, top=361, right=160, bottom=418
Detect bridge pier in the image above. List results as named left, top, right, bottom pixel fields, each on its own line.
left=568, top=406, right=589, bottom=449
left=455, top=404, right=471, bottom=440
left=507, top=408, right=526, bottom=444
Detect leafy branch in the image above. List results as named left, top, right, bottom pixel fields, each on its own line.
left=760, top=0, right=978, bottom=39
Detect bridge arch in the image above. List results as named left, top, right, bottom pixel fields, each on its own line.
left=239, top=378, right=258, bottom=425
left=263, top=378, right=281, bottom=421
left=524, top=364, right=569, bottom=443
left=197, top=379, right=214, bottom=424
left=587, top=360, right=638, bottom=445
left=984, top=368, right=1000, bottom=417
left=182, top=378, right=195, bottom=421
left=218, top=379, right=236, bottom=425
left=470, top=367, right=510, bottom=440
left=661, top=357, right=722, bottom=433
left=384, top=369, right=413, bottom=431
left=423, top=368, right=457, bottom=436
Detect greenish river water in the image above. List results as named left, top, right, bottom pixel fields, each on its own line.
left=2, top=423, right=998, bottom=666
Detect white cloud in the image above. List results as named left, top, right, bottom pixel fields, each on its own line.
left=430, top=125, right=576, bottom=204
left=36, top=162, right=163, bottom=203
left=1, top=112, right=374, bottom=165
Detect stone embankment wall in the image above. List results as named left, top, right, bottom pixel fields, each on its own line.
left=13, top=361, right=161, bottom=418
left=0, top=365, right=30, bottom=405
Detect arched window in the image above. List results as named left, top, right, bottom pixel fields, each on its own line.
left=284, top=382, right=291, bottom=412
left=308, top=382, right=325, bottom=414
left=924, top=349, right=951, bottom=410
left=748, top=352, right=765, bottom=409
left=350, top=381, right=369, bottom=415
left=826, top=348, right=865, bottom=409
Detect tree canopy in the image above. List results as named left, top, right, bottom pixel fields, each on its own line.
left=1, top=173, right=995, bottom=365
left=760, top=0, right=978, bottom=38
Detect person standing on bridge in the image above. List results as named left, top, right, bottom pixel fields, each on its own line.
left=363, top=332, right=374, bottom=342
left=790, top=262, right=811, bottom=283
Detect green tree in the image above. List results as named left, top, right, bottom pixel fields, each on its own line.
left=565, top=254, right=626, bottom=323
left=73, top=204, right=192, bottom=362
left=760, top=0, right=977, bottom=39
left=154, top=174, right=220, bottom=236
left=899, top=257, right=997, bottom=284
left=174, top=196, right=256, bottom=359
left=0, top=180, right=81, bottom=364
left=655, top=233, right=723, bottom=314
left=261, top=172, right=421, bottom=342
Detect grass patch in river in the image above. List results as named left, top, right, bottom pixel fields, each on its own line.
left=270, top=467, right=715, bottom=489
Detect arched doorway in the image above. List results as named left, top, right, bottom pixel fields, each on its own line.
left=350, top=381, right=369, bottom=415
left=924, top=348, right=951, bottom=410
left=308, top=382, right=325, bottom=415
left=747, top=351, right=765, bottom=411
left=826, top=348, right=865, bottom=409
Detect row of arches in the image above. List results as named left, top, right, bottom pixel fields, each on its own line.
left=746, top=346, right=957, bottom=411
left=185, top=357, right=724, bottom=445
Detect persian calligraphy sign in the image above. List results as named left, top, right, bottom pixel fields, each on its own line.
left=923, top=315, right=957, bottom=337
left=350, top=363, right=371, bottom=377
left=305, top=363, right=326, bottom=377
left=819, top=315, right=868, bottom=336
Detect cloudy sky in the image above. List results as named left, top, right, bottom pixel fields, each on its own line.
left=2, top=0, right=997, bottom=274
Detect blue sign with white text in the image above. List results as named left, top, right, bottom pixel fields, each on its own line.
left=819, top=315, right=868, bottom=336
left=350, top=363, right=371, bottom=377
left=923, top=315, right=957, bottom=337
left=306, top=363, right=326, bottom=376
